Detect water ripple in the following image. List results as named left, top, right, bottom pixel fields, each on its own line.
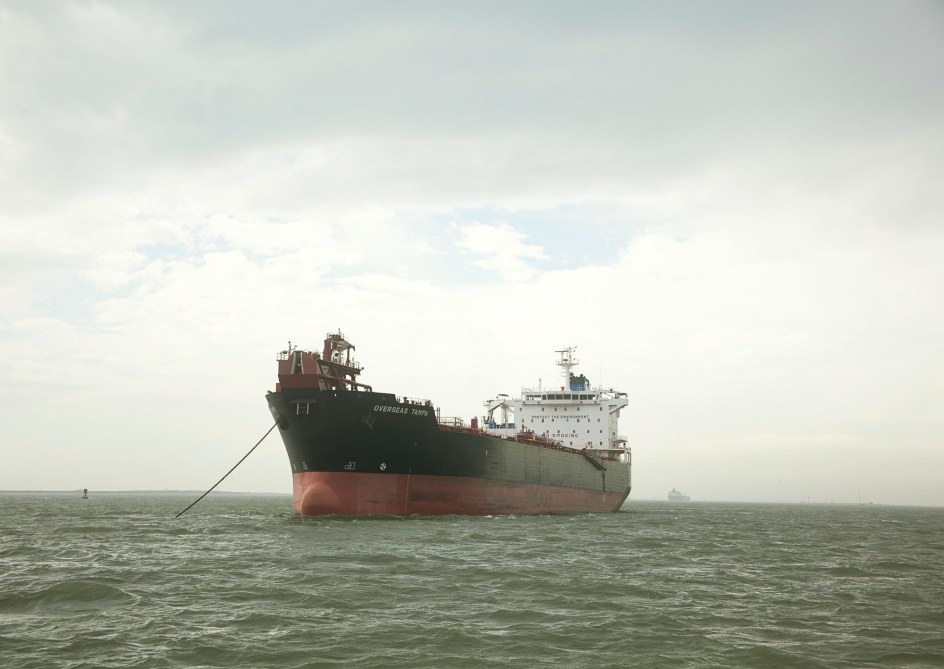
left=0, top=494, right=942, bottom=668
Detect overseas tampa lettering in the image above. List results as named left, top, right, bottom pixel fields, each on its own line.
left=374, top=404, right=429, bottom=417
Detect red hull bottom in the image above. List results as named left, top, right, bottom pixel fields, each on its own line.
left=292, top=471, right=628, bottom=516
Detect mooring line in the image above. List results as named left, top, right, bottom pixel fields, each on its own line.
left=175, top=421, right=278, bottom=518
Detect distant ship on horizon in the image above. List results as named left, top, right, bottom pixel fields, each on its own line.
left=667, top=488, right=690, bottom=502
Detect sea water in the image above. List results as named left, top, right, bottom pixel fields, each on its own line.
left=1, top=493, right=941, bottom=668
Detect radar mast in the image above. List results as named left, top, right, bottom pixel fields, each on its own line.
left=555, top=347, right=578, bottom=391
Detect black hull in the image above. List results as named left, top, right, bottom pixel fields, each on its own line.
left=266, top=388, right=631, bottom=515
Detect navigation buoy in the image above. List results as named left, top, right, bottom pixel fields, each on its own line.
left=82, top=488, right=88, bottom=499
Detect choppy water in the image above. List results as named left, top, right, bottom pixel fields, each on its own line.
left=1, top=494, right=942, bottom=668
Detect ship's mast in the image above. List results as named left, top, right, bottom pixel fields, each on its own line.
left=555, top=347, right=578, bottom=391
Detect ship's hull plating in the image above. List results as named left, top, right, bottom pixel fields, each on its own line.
left=267, top=388, right=631, bottom=516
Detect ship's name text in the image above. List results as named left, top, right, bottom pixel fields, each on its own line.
left=374, top=404, right=429, bottom=417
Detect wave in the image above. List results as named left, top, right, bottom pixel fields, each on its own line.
left=0, top=580, right=137, bottom=613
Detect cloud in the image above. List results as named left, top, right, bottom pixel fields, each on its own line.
left=453, top=222, right=548, bottom=281
left=0, top=2, right=942, bottom=505
left=6, top=3, right=942, bottom=211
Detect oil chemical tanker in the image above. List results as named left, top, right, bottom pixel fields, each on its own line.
left=265, top=331, right=631, bottom=516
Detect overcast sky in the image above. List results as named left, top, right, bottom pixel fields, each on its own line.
left=1, top=1, right=942, bottom=506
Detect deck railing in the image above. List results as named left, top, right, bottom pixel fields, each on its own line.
left=437, top=416, right=465, bottom=427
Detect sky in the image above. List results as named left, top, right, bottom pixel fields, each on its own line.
left=1, top=1, right=942, bottom=506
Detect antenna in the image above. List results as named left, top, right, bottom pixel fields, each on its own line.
left=555, top=347, right=578, bottom=390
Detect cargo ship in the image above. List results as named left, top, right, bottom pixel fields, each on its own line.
left=265, top=331, right=632, bottom=516
left=667, top=488, right=691, bottom=502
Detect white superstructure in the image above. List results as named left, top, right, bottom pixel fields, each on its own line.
left=482, top=347, right=630, bottom=463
